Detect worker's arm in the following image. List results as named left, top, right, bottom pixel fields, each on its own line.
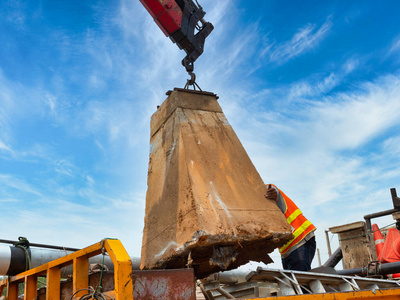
left=265, top=186, right=278, bottom=201
left=265, top=184, right=287, bottom=214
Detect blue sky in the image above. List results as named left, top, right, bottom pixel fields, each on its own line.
left=1, top=0, right=400, bottom=269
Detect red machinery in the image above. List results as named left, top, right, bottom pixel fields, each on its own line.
left=140, top=0, right=214, bottom=88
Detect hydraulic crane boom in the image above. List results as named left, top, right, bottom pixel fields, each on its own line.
left=139, top=0, right=214, bottom=88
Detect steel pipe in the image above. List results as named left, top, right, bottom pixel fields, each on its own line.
left=364, top=208, right=400, bottom=232
left=0, top=244, right=140, bottom=276
left=364, top=188, right=400, bottom=232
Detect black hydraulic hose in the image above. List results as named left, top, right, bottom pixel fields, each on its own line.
left=323, top=247, right=343, bottom=268
left=337, top=267, right=364, bottom=276
left=337, top=261, right=400, bottom=276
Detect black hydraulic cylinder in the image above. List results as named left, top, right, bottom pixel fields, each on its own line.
left=322, top=247, right=342, bottom=268
left=337, top=267, right=364, bottom=276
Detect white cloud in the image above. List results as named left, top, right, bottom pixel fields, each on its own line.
left=383, top=135, right=400, bottom=158
left=0, top=175, right=145, bottom=254
left=287, top=58, right=359, bottom=100
left=86, top=175, right=95, bottom=186
left=74, top=99, right=148, bottom=149
left=0, top=174, right=42, bottom=197
left=288, top=72, right=338, bottom=100
left=202, top=0, right=231, bottom=28
left=43, top=92, right=57, bottom=117
left=343, top=58, right=359, bottom=73
left=116, top=0, right=145, bottom=38
left=0, top=68, right=60, bottom=144
left=236, top=73, right=400, bottom=226
left=5, top=0, right=26, bottom=27
left=266, top=17, right=333, bottom=64
left=389, top=36, right=400, bottom=54
left=0, top=198, right=19, bottom=203
left=0, top=139, right=13, bottom=153
left=54, top=159, right=75, bottom=177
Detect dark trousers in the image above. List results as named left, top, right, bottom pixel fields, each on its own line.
left=282, top=236, right=316, bottom=271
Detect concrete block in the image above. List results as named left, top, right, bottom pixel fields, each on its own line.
left=330, top=221, right=376, bottom=269
left=141, top=90, right=292, bottom=278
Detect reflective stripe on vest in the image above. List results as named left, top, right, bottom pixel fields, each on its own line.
left=287, top=208, right=302, bottom=224
left=269, top=186, right=316, bottom=255
left=279, top=219, right=314, bottom=254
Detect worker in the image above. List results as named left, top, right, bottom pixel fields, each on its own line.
left=265, top=184, right=316, bottom=271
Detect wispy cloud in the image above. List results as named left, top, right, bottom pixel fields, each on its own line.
left=389, top=36, right=400, bottom=54
left=303, top=76, right=400, bottom=151
left=383, top=135, right=400, bottom=157
left=0, top=198, right=20, bottom=203
left=240, top=73, right=400, bottom=215
left=0, top=68, right=59, bottom=146
left=0, top=139, right=13, bottom=153
left=288, top=72, right=338, bottom=100
left=43, top=92, right=58, bottom=117
left=54, top=159, right=76, bottom=177
left=5, top=0, right=26, bottom=27
left=0, top=173, right=145, bottom=253
left=0, top=174, right=42, bottom=197
left=265, top=17, right=333, bottom=65
left=288, top=58, right=359, bottom=100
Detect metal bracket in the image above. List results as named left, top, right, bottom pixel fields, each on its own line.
left=366, top=261, right=382, bottom=278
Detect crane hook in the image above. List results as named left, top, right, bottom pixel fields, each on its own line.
left=182, top=58, right=202, bottom=91
left=184, top=72, right=201, bottom=90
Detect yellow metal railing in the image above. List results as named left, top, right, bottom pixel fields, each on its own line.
left=0, top=239, right=133, bottom=300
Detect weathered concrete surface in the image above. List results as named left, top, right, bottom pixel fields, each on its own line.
left=141, top=90, right=292, bottom=278
left=330, top=221, right=376, bottom=269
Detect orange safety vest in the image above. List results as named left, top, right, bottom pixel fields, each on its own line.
left=269, top=184, right=316, bottom=255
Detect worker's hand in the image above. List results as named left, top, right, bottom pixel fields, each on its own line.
left=265, top=187, right=278, bottom=201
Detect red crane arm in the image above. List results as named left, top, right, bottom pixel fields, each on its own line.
left=139, top=0, right=214, bottom=76
left=139, top=0, right=183, bottom=37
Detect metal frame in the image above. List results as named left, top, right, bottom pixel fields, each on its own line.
left=364, top=187, right=400, bottom=232
left=0, top=239, right=133, bottom=300
left=202, top=267, right=400, bottom=299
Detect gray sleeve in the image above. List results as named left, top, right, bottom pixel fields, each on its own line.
left=275, top=191, right=287, bottom=214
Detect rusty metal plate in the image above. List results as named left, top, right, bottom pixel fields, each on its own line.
left=132, top=269, right=195, bottom=300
